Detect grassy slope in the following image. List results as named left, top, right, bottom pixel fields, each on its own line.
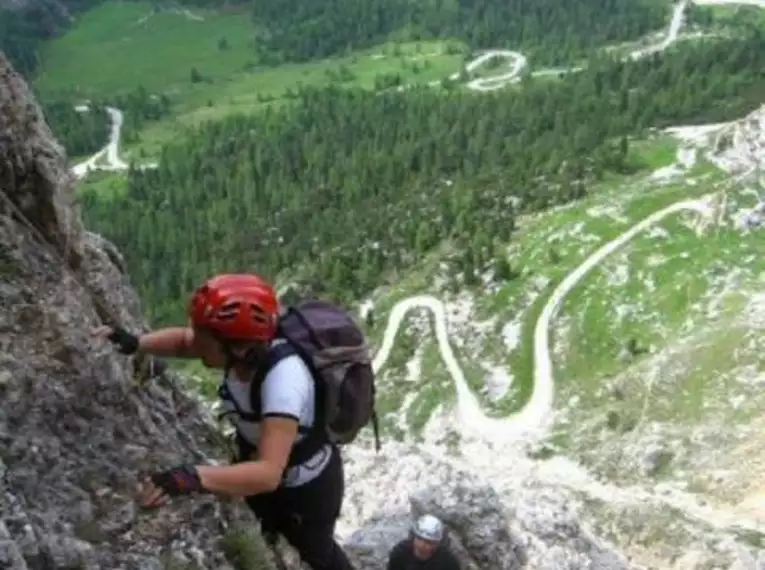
left=36, top=2, right=258, bottom=96
left=40, top=0, right=714, bottom=164
left=128, top=41, right=464, bottom=156
left=554, top=177, right=765, bottom=500
left=363, top=130, right=765, bottom=511
left=35, top=1, right=467, bottom=156
left=40, top=1, right=687, bottom=160
left=367, top=137, right=699, bottom=401
left=365, top=137, right=699, bottom=417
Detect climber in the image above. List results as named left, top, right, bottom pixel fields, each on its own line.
left=387, top=515, right=460, bottom=570
left=94, top=273, right=364, bottom=570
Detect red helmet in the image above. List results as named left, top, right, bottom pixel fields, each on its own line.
left=188, top=274, right=279, bottom=341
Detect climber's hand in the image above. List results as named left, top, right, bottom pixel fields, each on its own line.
left=137, top=476, right=170, bottom=509
left=138, top=465, right=204, bottom=508
left=93, top=325, right=139, bottom=355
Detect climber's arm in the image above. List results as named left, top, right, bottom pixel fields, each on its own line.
left=137, top=327, right=202, bottom=358
left=197, top=357, right=310, bottom=495
left=95, top=324, right=206, bottom=359
left=197, top=416, right=297, bottom=495
left=141, top=357, right=305, bottom=504
left=138, top=415, right=296, bottom=508
left=387, top=541, right=407, bottom=570
left=445, top=549, right=462, bottom=570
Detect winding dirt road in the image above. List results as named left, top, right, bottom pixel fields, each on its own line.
left=366, top=0, right=765, bottom=536
left=67, top=0, right=698, bottom=177
left=71, top=107, right=126, bottom=179
left=370, top=0, right=765, bottom=446
left=364, top=134, right=765, bottom=538
left=370, top=0, right=745, bottom=444
left=70, top=107, right=157, bottom=179
left=372, top=190, right=716, bottom=444
left=449, top=0, right=689, bottom=92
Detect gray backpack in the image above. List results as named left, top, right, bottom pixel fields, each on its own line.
left=267, top=300, right=381, bottom=454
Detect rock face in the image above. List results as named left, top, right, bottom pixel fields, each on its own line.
left=0, top=53, right=254, bottom=570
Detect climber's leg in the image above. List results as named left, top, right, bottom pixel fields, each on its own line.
left=278, top=446, right=354, bottom=570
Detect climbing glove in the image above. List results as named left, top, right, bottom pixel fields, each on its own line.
left=150, top=464, right=205, bottom=496
left=107, top=326, right=140, bottom=355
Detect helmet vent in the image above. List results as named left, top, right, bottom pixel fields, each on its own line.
left=216, top=301, right=241, bottom=321
left=249, top=303, right=271, bottom=325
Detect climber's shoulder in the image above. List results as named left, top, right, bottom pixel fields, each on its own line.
left=387, top=538, right=410, bottom=562
left=435, top=546, right=461, bottom=570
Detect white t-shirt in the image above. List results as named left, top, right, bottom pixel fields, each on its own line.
left=220, top=345, right=332, bottom=488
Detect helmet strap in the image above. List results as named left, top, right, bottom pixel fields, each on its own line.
left=220, top=340, right=266, bottom=379
left=221, top=342, right=238, bottom=378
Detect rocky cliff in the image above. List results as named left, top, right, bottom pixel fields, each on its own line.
left=0, top=52, right=261, bottom=570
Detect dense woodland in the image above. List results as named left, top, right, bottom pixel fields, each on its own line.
left=1, top=0, right=754, bottom=80
left=688, top=3, right=765, bottom=31
left=0, top=0, right=109, bottom=75
left=80, top=32, right=765, bottom=326
left=41, top=100, right=109, bottom=157
left=4, top=0, right=670, bottom=79
left=37, top=86, right=171, bottom=157
left=112, top=86, right=172, bottom=144
left=253, top=0, right=667, bottom=66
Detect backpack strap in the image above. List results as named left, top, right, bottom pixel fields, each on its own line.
left=218, top=383, right=260, bottom=423
left=253, top=340, right=314, bottom=436
left=276, top=339, right=331, bottom=465
left=371, top=407, right=381, bottom=452
left=253, top=337, right=329, bottom=467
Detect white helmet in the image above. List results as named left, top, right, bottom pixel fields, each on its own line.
left=412, top=514, right=445, bottom=543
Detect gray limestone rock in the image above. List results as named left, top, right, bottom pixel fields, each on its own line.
left=0, top=52, right=254, bottom=570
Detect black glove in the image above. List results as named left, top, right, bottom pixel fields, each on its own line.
left=107, top=326, right=140, bottom=355
left=149, top=464, right=204, bottom=496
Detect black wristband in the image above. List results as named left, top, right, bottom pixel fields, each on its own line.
left=107, top=326, right=140, bottom=355
left=150, top=464, right=203, bottom=496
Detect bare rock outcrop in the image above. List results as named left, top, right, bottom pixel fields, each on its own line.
left=0, top=52, right=254, bottom=570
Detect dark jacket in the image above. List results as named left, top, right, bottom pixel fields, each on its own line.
left=387, top=538, right=460, bottom=570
